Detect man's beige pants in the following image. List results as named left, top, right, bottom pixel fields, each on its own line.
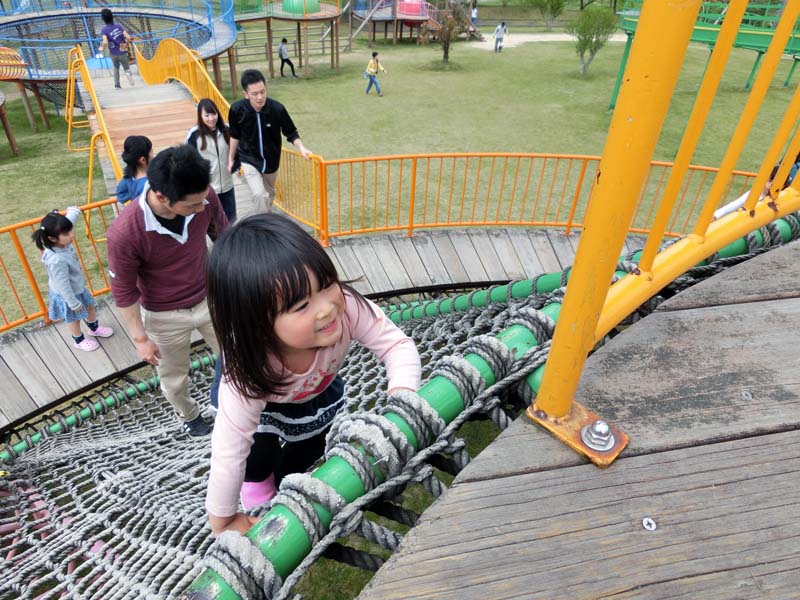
left=241, top=162, right=278, bottom=213
left=142, top=298, right=220, bottom=422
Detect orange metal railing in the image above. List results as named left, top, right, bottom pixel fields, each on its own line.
left=0, top=201, right=117, bottom=333
left=65, top=45, right=123, bottom=201
left=315, top=153, right=756, bottom=244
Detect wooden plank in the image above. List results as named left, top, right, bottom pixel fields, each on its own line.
left=0, top=330, right=65, bottom=407
left=93, top=301, right=141, bottom=371
left=331, top=243, right=374, bottom=295
left=411, top=232, right=453, bottom=286
left=466, top=230, right=508, bottom=281
left=0, top=354, right=38, bottom=423
left=361, top=430, right=800, bottom=600
left=505, top=228, right=544, bottom=278
left=24, top=325, right=92, bottom=392
left=104, top=297, right=135, bottom=345
left=527, top=230, right=562, bottom=273
left=389, top=235, right=433, bottom=288
left=103, top=99, right=196, bottom=154
left=51, top=320, right=117, bottom=382
left=347, top=237, right=393, bottom=294
left=458, top=295, right=800, bottom=483
left=444, top=231, right=486, bottom=283
left=659, top=239, right=800, bottom=311
left=545, top=229, right=576, bottom=268
left=485, top=230, right=526, bottom=280
left=324, top=246, right=348, bottom=282
left=431, top=231, right=470, bottom=283
left=369, top=236, right=413, bottom=291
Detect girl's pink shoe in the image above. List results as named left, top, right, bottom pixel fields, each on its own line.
left=87, top=325, right=114, bottom=338
left=74, top=338, right=99, bottom=352
left=240, top=474, right=277, bottom=510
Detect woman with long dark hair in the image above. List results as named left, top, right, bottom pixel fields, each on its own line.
left=186, top=98, right=238, bottom=222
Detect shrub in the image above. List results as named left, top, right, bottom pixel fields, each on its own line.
left=532, top=0, right=566, bottom=31
left=567, top=5, right=618, bottom=75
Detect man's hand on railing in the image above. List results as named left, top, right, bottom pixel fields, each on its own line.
left=293, top=139, right=313, bottom=161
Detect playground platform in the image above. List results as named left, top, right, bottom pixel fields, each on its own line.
left=358, top=238, right=800, bottom=600
left=0, top=225, right=625, bottom=430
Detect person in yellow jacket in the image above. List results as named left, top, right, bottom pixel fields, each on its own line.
left=365, top=51, right=386, bottom=97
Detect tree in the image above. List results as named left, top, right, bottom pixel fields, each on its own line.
left=567, top=5, right=618, bottom=75
left=435, top=0, right=470, bottom=63
left=532, top=0, right=565, bottom=32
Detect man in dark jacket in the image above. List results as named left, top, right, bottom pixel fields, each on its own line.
left=227, top=69, right=312, bottom=212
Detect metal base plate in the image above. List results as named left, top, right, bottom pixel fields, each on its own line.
left=525, top=401, right=629, bottom=467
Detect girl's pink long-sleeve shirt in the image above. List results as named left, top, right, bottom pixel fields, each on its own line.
left=206, top=293, right=421, bottom=517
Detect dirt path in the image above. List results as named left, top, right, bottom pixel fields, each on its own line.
left=470, top=31, right=628, bottom=52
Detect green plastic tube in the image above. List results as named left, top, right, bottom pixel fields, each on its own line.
left=182, top=302, right=562, bottom=599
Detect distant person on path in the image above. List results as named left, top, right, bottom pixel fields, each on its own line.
left=227, top=69, right=312, bottom=213
left=33, top=207, right=114, bottom=352
left=471, top=5, right=478, bottom=26
left=278, top=38, right=297, bottom=78
left=115, top=135, right=152, bottom=205
left=99, top=8, right=134, bottom=89
left=493, top=21, right=508, bottom=52
left=365, top=51, right=386, bottom=97
left=106, top=145, right=229, bottom=437
left=186, top=98, right=238, bottom=224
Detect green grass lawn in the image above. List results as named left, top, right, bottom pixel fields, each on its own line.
left=2, top=34, right=795, bottom=225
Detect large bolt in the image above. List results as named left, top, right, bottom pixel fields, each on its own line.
left=580, top=419, right=615, bottom=451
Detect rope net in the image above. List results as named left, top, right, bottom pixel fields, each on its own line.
left=1, top=217, right=798, bottom=599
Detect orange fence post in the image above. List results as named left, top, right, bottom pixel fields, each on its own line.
left=318, top=157, right=330, bottom=246
left=408, top=157, right=417, bottom=238
left=564, top=158, right=588, bottom=235
left=9, top=229, right=48, bottom=320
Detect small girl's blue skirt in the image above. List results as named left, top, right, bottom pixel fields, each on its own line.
left=48, top=289, right=96, bottom=323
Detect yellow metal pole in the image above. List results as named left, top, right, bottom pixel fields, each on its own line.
left=596, top=187, right=800, bottom=339
left=532, top=0, right=702, bottom=419
left=637, top=0, right=747, bottom=274
left=692, top=1, right=800, bottom=234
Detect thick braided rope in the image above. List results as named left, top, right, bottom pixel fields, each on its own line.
left=382, top=388, right=445, bottom=449
left=204, top=531, right=282, bottom=600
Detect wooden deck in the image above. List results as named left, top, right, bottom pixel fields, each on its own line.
left=0, top=224, right=610, bottom=431
left=3, top=68, right=630, bottom=432
left=358, top=239, right=800, bottom=600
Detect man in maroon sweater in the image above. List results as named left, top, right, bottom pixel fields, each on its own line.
left=107, top=144, right=228, bottom=436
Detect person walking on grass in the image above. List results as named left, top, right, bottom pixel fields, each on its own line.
left=106, top=145, right=229, bottom=437
left=278, top=38, right=297, bottom=78
left=227, top=69, right=312, bottom=213
left=99, top=8, right=134, bottom=89
left=493, top=21, right=508, bottom=53
left=33, top=207, right=114, bottom=352
left=365, top=51, right=386, bottom=97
